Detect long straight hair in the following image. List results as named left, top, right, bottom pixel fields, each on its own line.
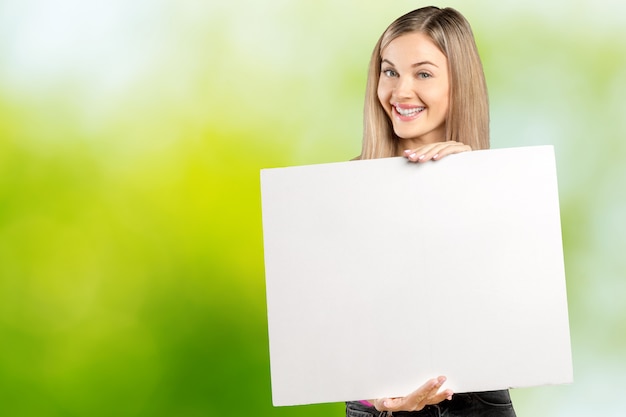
left=360, top=7, right=489, bottom=159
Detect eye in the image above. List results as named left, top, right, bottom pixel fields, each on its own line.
left=417, top=72, right=432, bottom=79
left=382, top=69, right=398, bottom=78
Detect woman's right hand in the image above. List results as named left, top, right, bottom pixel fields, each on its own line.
left=403, top=141, right=471, bottom=163
left=370, top=376, right=453, bottom=413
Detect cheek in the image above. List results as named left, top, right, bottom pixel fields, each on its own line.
left=377, top=78, right=392, bottom=104
left=439, top=90, right=450, bottom=114
left=376, top=84, right=386, bottom=107
left=439, top=81, right=450, bottom=110
left=426, top=85, right=449, bottom=110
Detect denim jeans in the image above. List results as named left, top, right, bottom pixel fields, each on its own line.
left=346, top=390, right=516, bottom=417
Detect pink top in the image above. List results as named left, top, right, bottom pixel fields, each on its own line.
left=359, top=400, right=374, bottom=407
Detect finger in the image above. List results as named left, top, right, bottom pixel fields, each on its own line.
left=425, top=141, right=464, bottom=161
left=403, top=144, right=442, bottom=162
left=404, top=142, right=469, bottom=163
left=404, top=376, right=445, bottom=404
left=380, top=377, right=447, bottom=412
left=435, top=389, right=454, bottom=402
left=373, top=397, right=407, bottom=412
left=431, top=142, right=471, bottom=160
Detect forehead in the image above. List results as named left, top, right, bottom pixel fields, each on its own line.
left=381, top=32, right=446, bottom=65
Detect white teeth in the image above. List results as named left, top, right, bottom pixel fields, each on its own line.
left=395, top=106, right=424, bottom=116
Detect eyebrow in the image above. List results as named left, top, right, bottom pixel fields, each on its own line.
left=381, top=58, right=439, bottom=68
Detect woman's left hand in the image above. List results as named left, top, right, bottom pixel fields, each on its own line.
left=403, top=141, right=471, bottom=163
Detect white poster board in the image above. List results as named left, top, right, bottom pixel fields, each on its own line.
left=260, top=146, right=572, bottom=406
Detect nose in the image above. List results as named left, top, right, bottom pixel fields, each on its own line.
left=393, top=75, right=413, bottom=99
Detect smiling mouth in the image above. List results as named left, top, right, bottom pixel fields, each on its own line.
left=394, top=105, right=425, bottom=117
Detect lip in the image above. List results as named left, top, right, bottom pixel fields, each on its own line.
left=392, top=103, right=425, bottom=122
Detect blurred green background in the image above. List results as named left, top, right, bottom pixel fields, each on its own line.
left=0, top=0, right=624, bottom=416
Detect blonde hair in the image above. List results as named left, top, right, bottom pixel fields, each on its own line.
left=360, top=6, right=489, bottom=159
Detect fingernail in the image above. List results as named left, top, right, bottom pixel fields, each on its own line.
left=432, top=153, right=439, bottom=160
left=403, top=149, right=411, bottom=155
left=409, top=152, right=417, bottom=160
left=418, top=154, right=425, bottom=161
left=383, top=400, right=389, bottom=407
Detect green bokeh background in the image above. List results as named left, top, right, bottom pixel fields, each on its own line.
left=1, top=1, right=625, bottom=416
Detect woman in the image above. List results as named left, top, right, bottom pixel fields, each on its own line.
left=346, top=6, right=517, bottom=417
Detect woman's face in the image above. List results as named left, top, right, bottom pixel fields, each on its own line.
left=377, top=32, right=449, bottom=148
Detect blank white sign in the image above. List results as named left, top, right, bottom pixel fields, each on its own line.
left=260, top=146, right=572, bottom=406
